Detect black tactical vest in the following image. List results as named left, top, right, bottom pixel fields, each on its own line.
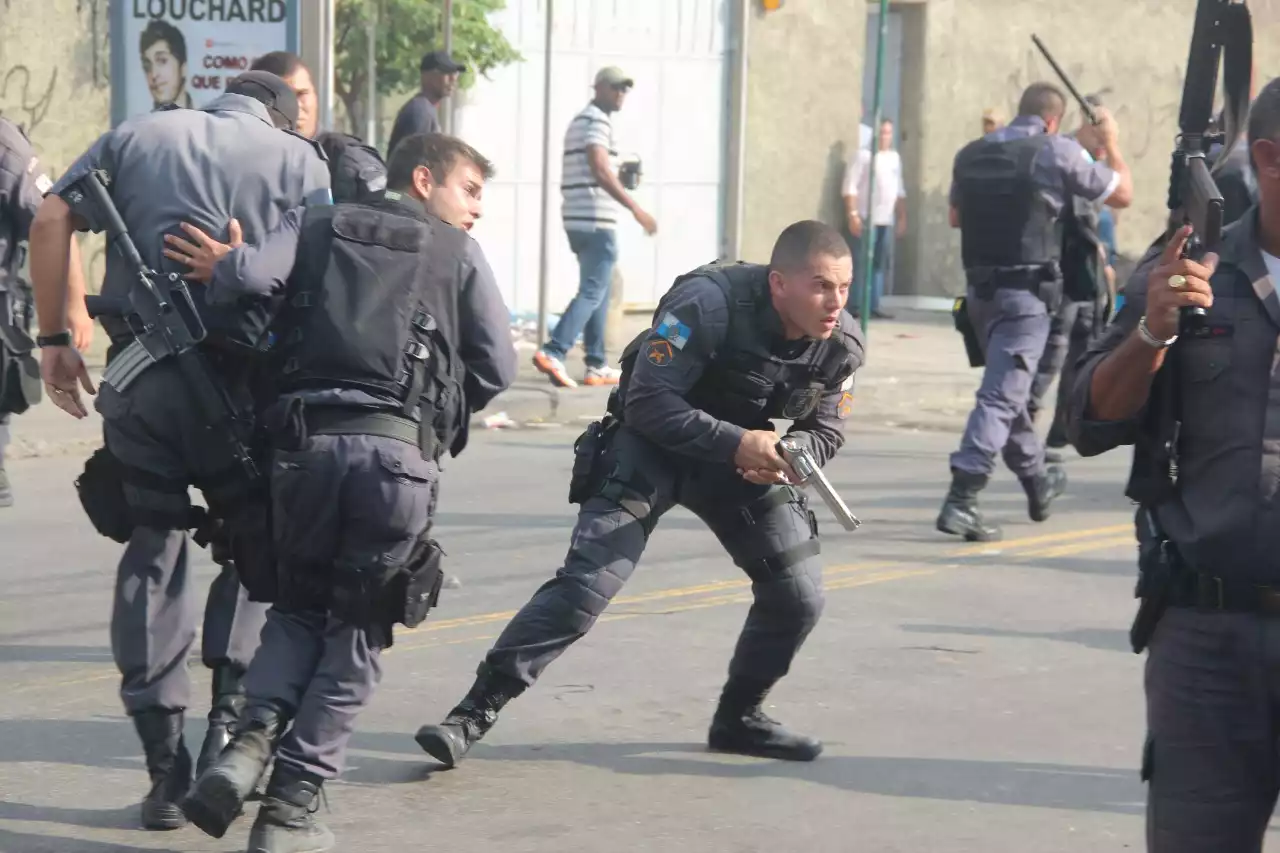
left=953, top=134, right=1061, bottom=276
left=270, top=197, right=470, bottom=458
left=317, top=131, right=388, bottom=204
left=618, top=263, right=858, bottom=429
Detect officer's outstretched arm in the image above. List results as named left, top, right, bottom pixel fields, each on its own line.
left=458, top=241, right=518, bottom=412
left=623, top=276, right=746, bottom=463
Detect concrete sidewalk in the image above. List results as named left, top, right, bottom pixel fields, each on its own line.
left=13, top=310, right=995, bottom=458
left=492, top=309, right=992, bottom=434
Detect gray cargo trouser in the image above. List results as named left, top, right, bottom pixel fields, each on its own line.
left=95, top=360, right=267, bottom=713
left=485, top=424, right=825, bottom=689
left=244, top=432, right=438, bottom=779
left=1029, top=299, right=1097, bottom=446
left=950, top=286, right=1051, bottom=479
left=1144, top=607, right=1280, bottom=853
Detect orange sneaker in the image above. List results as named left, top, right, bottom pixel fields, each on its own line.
left=583, top=366, right=621, bottom=386
left=532, top=351, right=577, bottom=388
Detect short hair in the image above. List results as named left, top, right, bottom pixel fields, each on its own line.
left=386, top=133, right=496, bottom=190
left=251, top=50, right=307, bottom=80
left=769, top=220, right=851, bottom=273
left=1018, top=83, right=1066, bottom=122
left=1247, top=78, right=1280, bottom=170
left=140, top=19, right=186, bottom=65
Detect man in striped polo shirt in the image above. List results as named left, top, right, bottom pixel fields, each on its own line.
left=534, top=66, right=658, bottom=388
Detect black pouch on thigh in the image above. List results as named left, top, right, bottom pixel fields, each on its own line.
left=732, top=487, right=822, bottom=583
left=74, top=446, right=136, bottom=543
left=0, top=347, right=41, bottom=416
left=384, top=536, right=447, bottom=629
left=569, top=415, right=619, bottom=504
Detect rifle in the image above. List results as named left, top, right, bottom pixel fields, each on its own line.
left=70, top=169, right=277, bottom=600
left=777, top=438, right=861, bottom=532
left=1168, top=0, right=1253, bottom=320
left=72, top=169, right=259, bottom=487
left=1030, top=35, right=1099, bottom=126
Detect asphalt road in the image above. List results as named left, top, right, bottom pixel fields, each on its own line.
left=0, top=421, right=1155, bottom=853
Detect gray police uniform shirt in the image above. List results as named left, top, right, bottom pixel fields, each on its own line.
left=207, top=194, right=518, bottom=414
left=623, top=273, right=865, bottom=468
left=0, top=117, right=50, bottom=285
left=1067, top=211, right=1280, bottom=580
left=50, top=93, right=330, bottom=316
left=948, top=115, right=1120, bottom=217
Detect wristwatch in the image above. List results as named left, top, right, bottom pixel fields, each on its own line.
left=36, top=331, right=73, bottom=348
left=1137, top=315, right=1178, bottom=349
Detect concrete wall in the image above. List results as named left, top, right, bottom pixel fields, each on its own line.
left=739, top=0, right=865, bottom=263
left=907, top=0, right=1280, bottom=301
left=1, top=0, right=110, bottom=359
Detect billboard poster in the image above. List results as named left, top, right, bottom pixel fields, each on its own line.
left=110, top=0, right=301, bottom=125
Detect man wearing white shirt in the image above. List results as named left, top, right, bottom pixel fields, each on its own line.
left=843, top=119, right=906, bottom=319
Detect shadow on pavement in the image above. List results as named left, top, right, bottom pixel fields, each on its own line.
left=900, top=623, right=1132, bottom=654
left=0, top=825, right=185, bottom=853
left=346, top=733, right=1145, bottom=816
left=0, top=800, right=139, bottom=831
left=0, top=645, right=113, bottom=664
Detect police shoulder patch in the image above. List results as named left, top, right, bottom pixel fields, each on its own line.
left=838, top=392, right=855, bottom=419
left=655, top=311, right=692, bottom=350
left=646, top=339, right=675, bottom=367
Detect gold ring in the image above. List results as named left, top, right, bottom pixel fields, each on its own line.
left=1168, top=274, right=1188, bottom=290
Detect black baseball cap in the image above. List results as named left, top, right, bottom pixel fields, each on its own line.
left=226, top=70, right=299, bottom=130
left=420, top=50, right=465, bottom=74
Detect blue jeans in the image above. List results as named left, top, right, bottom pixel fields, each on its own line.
left=846, top=225, right=889, bottom=314
left=544, top=228, right=618, bottom=368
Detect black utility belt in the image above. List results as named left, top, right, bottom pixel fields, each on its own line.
left=305, top=407, right=420, bottom=448
left=1169, top=572, right=1280, bottom=616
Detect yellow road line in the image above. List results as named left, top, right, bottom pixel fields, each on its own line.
left=4, top=524, right=1137, bottom=693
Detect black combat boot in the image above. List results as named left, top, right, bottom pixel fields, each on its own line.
left=181, top=699, right=288, bottom=839
left=414, top=663, right=526, bottom=768
left=708, top=677, right=822, bottom=761
left=198, top=665, right=247, bottom=777
left=1021, top=465, right=1068, bottom=523
left=245, top=764, right=335, bottom=853
left=936, top=469, right=1002, bottom=542
left=131, top=708, right=192, bottom=830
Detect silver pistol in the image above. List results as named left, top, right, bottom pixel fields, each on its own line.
left=777, top=437, right=861, bottom=531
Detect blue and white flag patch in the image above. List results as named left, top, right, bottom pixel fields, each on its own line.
left=655, top=312, right=691, bottom=350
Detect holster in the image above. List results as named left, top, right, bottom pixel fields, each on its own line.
left=951, top=297, right=985, bottom=369
left=225, top=491, right=279, bottom=603
left=74, top=446, right=135, bottom=543
left=568, top=414, right=619, bottom=504
left=1130, top=515, right=1180, bottom=654
left=329, top=536, right=446, bottom=649
left=0, top=289, right=42, bottom=416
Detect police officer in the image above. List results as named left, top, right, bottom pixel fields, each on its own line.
left=939, top=82, right=1133, bottom=542
left=414, top=220, right=866, bottom=768
left=28, top=71, right=330, bottom=831
left=167, top=133, right=515, bottom=853
left=0, top=117, right=93, bottom=504
left=315, top=130, right=387, bottom=204
left=1067, top=78, right=1280, bottom=853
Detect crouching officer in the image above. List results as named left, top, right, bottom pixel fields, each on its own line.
left=28, top=71, right=330, bottom=831
left=940, top=81, right=1133, bottom=541
left=1066, top=79, right=1280, bottom=853
left=415, top=220, right=866, bottom=768
left=168, top=133, right=515, bottom=853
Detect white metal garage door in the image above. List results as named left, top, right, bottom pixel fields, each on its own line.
left=454, top=0, right=731, bottom=319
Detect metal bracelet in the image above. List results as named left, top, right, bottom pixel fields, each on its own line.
left=1137, top=315, right=1178, bottom=349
